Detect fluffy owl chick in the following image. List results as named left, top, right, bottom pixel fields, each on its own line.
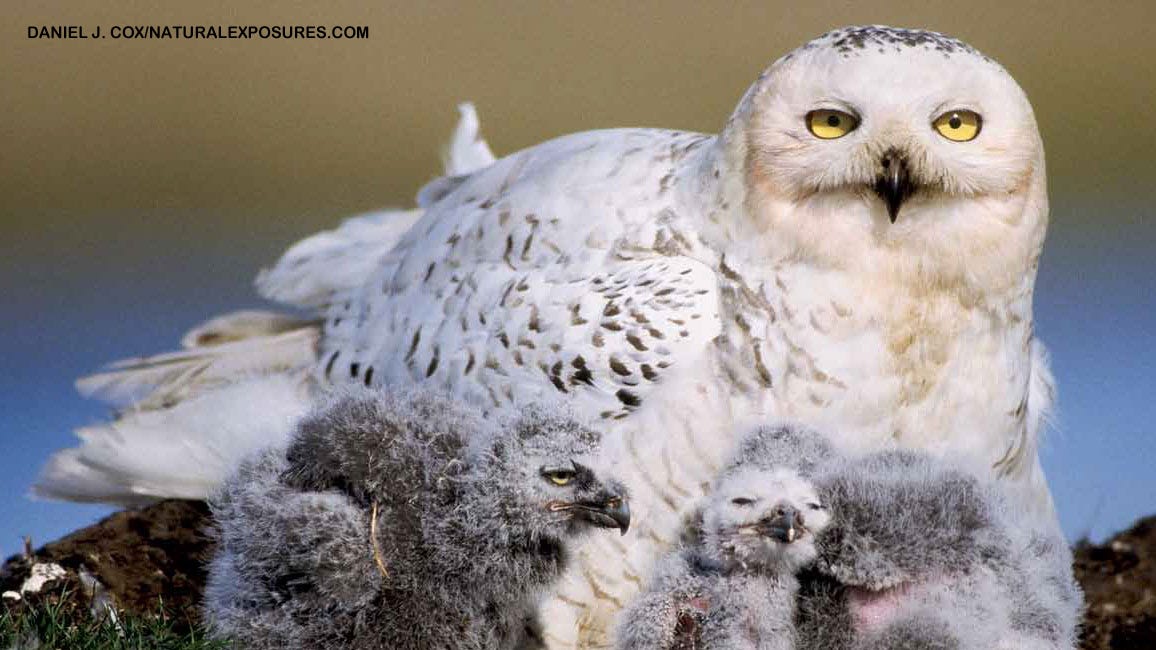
left=795, top=449, right=1082, bottom=650
left=203, top=387, right=630, bottom=650
left=617, top=463, right=830, bottom=650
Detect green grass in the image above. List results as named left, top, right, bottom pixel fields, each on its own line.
left=0, top=592, right=229, bottom=650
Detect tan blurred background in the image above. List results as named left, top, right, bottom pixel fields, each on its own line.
left=1, top=1, right=1154, bottom=556
left=5, top=1, right=1155, bottom=221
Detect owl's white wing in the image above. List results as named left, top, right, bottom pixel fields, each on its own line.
left=254, top=209, right=424, bottom=311
left=317, top=129, right=723, bottom=421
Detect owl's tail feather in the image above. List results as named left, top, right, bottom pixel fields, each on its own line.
left=35, top=102, right=496, bottom=506
left=76, top=312, right=319, bottom=411
left=35, top=315, right=320, bottom=505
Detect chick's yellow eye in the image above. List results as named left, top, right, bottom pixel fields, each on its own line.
left=807, top=109, right=859, bottom=139
left=542, top=468, right=575, bottom=486
left=933, top=110, right=981, bottom=141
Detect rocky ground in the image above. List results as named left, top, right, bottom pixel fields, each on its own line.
left=2, top=501, right=1154, bottom=647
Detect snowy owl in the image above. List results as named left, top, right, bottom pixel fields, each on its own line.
left=616, top=464, right=829, bottom=650
left=40, top=25, right=1058, bottom=648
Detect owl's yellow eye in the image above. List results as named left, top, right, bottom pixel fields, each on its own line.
left=933, top=110, right=982, bottom=141
left=542, top=468, right=576, bottom=486
left=806, top=109, right=859, bottom=139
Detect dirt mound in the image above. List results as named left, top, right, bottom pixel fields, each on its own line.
left=1, top=500, right=213, bottom=632
left=3, top=501, right=1154, bottom=646
left=1075, top=516, right=1156, bottom=649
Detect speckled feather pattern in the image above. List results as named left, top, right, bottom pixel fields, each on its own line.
left=802, top=26, right=987, bottom=60
left=318, top=128, right=721, bottom=422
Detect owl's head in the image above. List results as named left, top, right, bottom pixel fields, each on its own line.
left=702, top=466, right=830, bottom=573
left=727, top=26, right=1047, bottom=287
left=476, top=403, right=630, bottom=542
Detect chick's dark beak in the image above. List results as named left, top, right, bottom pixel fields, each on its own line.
left=759, top=504, right=803, bottom=544
left=570, top=493, right=631, bottom=536
left=873, top=153, right=915, bottom=223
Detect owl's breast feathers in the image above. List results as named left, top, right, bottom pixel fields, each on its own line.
left=714, top=248, right=1044, bottom=484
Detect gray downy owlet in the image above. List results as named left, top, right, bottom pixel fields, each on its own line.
left=794, top=446, right=1083, bottom=650
left=203, top=386, right=630, bottom=649
left=616, top=426, right=833, bottom=650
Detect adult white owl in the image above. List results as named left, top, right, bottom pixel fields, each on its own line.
left=40, top=25, right=1057, bottom=648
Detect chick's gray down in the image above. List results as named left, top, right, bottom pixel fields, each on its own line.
left=793, top=445, right=1083, bottom=650
left=203, top=387, right=630, bottom=649
left=616, top=425, right=833, bottom=650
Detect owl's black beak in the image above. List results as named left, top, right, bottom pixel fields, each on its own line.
left=553, top=487, right=631, bottom=535
left=759, top=504, right=804, bottom=543
left=874, top=153, right=915, bottom=223
left=572, top=494, right=631, bottom=535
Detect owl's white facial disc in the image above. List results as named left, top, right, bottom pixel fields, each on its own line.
left=738, top=26, right=1047, bottom=286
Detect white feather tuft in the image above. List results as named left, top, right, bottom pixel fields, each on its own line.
left=36, top=375, right=310, bottom=505
left=444, top=102, right=496, bottom=176
left=416, top=102, right=497, bottom=208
